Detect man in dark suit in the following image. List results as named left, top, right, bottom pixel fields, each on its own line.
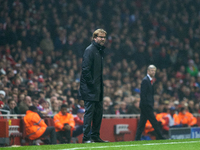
left=135, top=65, right=165, bottom=140
left=79, top=29, right=107, bottom=143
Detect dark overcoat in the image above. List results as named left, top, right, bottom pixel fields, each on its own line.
left=79, top=41, right=105, bottom=101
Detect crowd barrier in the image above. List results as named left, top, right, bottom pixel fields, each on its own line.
left=0, top=114, right=200, bottom=146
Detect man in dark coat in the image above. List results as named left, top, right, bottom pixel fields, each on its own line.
left=79, top=29, right=107, bottom=143
left=135, top=65, right=165, bottom=140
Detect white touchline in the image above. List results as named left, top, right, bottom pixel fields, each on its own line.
left=60, top=140, right=200, bottom=150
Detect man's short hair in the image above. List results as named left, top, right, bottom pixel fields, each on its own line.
left=92, top=29, right=107, bottom=39
left=29, top=106, right=38, bottom=111
left=8, top=99, right=15, bottom=104
left=61, top=104, right=68, bottom=109
left=57, top=97, right=64, bottom=101
left=32, top=96, right=38, bottom=102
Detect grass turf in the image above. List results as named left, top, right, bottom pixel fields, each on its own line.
left=2, top=138, right=200, bottom=150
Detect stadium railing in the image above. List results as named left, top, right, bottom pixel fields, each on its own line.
left=0, top=109, right=10, bottom=119
left=0, top=113, right=200, bottom=118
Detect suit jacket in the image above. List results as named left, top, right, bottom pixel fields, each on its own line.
left=79, top=40, right=105, bottom=101
left=139, top=76, right=154, bottom=108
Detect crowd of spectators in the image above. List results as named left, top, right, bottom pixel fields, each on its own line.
left=0, top=0, right=200, bottom=119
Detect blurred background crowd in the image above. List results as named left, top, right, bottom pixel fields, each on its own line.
left=0, top=0, right=200, bottom=118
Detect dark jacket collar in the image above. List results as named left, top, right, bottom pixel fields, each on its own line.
left=92, top=40, right=105, bottom=52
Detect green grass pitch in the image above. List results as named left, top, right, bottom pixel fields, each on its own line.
left=2, top=138, right=200, bottom=150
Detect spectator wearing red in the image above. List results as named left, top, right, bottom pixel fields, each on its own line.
left=0, top=100, right=4, bottom=109
left=72, top=108, right=84, bottom=137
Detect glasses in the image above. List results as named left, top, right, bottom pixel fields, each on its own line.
left=97, top=36, right=106, bottom=39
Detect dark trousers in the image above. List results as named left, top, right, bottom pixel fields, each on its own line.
left=83, top=100, right=103, bottom=141
left=72, top=125, right=83, bottom=137
left=40, top=126, right=57, bottom=144
left=56, top=130, right=71, bottom=144
left=135, top=105, right=163, bottom=140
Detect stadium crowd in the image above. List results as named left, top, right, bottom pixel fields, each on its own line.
left=0, top=0, right=200, bottom=142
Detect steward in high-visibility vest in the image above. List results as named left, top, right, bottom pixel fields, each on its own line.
left=54, top=104, right=75, bottom=144
left=24, top=106, right=57, bottom=144
left=178, top=107, right=197, bottom=127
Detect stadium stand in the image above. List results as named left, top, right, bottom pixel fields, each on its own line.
left=0, top=0, right=200, bottom=145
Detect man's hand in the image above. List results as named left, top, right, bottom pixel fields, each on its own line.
left=63, top=124, right=71, bottom=130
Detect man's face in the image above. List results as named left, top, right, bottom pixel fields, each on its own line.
left=94, top=32, right=106, bottom=46
left=13, top=94, right=18, bottom=102
left=13, top=88, right=18, bottom=94
left=61, top=107, right=67, bottom=115
left=103, top=100, right=108, bottom=107
left=19, top=94, right=25, bottom=101
left=79, top=100, right=84, bottom=107
left=3, top=87, right=8, bottom=94
left=77, top=113, right=84, bottom=118
left=69, top=98, right=75, bottom=105
left=25, top=97, right=32, bottom=106
left=103, top=98, right=110, bottom=106
left=40, top=93, right=45, bottom=98
left=114, top=104, right=120, bottom=110
left=9, top=100, right=16, bottom=110
left=52, top=100, right=59, bottom=107
left=32, top=99, right=39, bottom=107
left=147, top=68, right=156, bottom=78
left=182, top=109, right=186, bottom=115
left=0, top=94, right=4, bottom=99
left=170, top=110, right=175, bottom=115
left=29, top=85, right=34, bottom=91
left=58, top=100, right=63, bottom=107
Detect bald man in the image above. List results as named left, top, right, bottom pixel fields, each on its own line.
left=18, top=96, right=32, bottom=114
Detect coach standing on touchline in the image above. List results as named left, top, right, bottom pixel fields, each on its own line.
left=135, top=65, right=165, bottom=140
left=79, top=29, right=107, bottom=143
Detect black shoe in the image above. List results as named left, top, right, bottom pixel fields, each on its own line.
left=82, top=140, right=93, bottom=143
left=91, top=137, right=108, bottom=143
left=41, top=138, right=50, bottom=144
